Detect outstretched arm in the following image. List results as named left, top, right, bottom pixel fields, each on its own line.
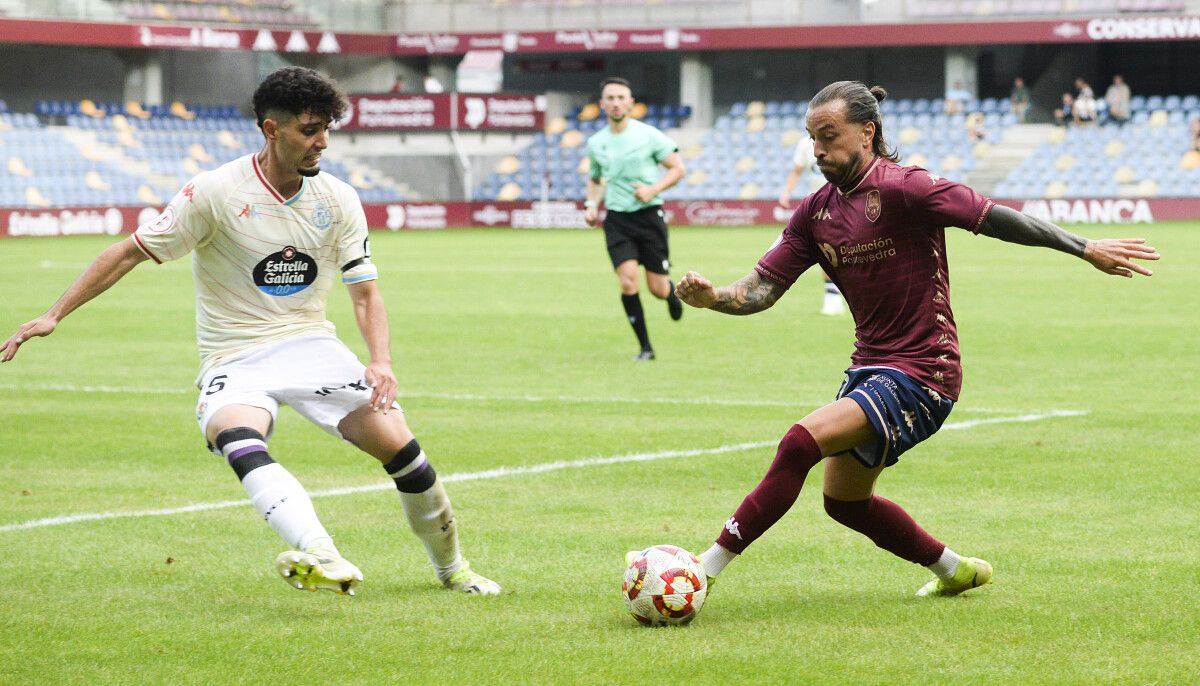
left=346, top=279, right=398, bottom=414
left=980, top=204, right=1159, bottom=277
left=675, top=270, right=788, bottom=316
left=2, top=237, right=149, bottom=362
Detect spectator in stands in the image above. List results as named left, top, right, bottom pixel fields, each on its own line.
left=1054, top=92, right=1074, bottom=127
left=423, top=73, right=444, bottom=94
left=1104, top=75, right=1131, bottom=126
left=777, top=137, right=845, bottom=316
left=1191, top=118, right=1200, bottom=152
left=944, top=80, right=971, bottom=114
left=1009, top=77, right=1030, bottom=123
left=966, top=111, right=987, bottom=141
left=1073, top=85, right=1098, bottom=126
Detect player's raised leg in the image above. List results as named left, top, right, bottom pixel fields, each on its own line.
left=206, top=404, right=362, bottom=595
left=338, top=406, right=500, bottom=595
left=646, top=270, right=683, bottom=322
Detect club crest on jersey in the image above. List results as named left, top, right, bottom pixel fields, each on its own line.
left=253, top=245, right=318, bottom=296
left=312, top=201, right=332, bottom=231
left=865, top=189, right=882, bottom=222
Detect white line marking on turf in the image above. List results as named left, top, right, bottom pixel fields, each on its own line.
left=0, top=410, right=1087, bottom=534
left=0, top=383, right=1055, bottom=415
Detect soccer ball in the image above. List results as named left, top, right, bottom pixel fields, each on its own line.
left=622, top=545, right=708, bottom=626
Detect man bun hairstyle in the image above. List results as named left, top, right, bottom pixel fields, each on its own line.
left=809, top=80, right=899, bottom=162
left=253, top=66, right=348, bottom=131
left=599, top=76, right=633, bottom=99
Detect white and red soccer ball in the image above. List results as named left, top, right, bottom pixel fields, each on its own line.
left=622, top=545, right=708, bottom=626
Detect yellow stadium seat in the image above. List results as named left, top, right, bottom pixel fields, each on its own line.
left=1148, top=110, right=1168, bottom=127
left=544, top=117, right=567, bottom=135
left=183, top=158, right=203, bottom=176
left=152, top=3, right=172, bottom=20
left=7, top=156, right=32, bottom=177
left=745, top=116, right=765, bottom=133
left=972, top=141, right=992, bottom=157
left=116, top=130, right=141, bottom=148
left=745, top=101, right=765, bottom=117
left=85, top=171, right=111, bottom=191
left=560, top=130, right=583, bottom=148
left=1104, top=139, right=1125, bottom=157
left=25, top=186, right=51, bottom=207
left=497, top=182, right=522, bottom=201
left=79, top=99, right=105, bottom=118
left=1054, top=154, right=1075, bottom=171
left=349, top=171, right=374, bottom=189
left=687, top=170, right=708, bottom=186
left=1044, top=181, right=1067, bottom=199
left=170, top=101, right=196, bottom=121
left=630, top=103, right=647, bottom=119
left=905, top=153, right=928, bottom=168
left=188, top=143, right=213, bottom=162
left=941, top=155, right=962, bottom=172
left=1113, top=166, right=1135, bottom=183
left=1046, top=127, right=1066, bottom=144
left=680, top=144, right=703, bottom=160
left=217, top=131, right=242, bottom=149
left=125, top=102, right=151, bottom=120
left=899, top=127, right=921, bottom=145
left=735, top=156, right=756, bottom=173
left=1136, top=179, right=1159, bottom=196
left=495, top=155, right=520, bottom=174
left=738, top=182, right=759, bottom=200
left=577, top=103, right=600, bottom=121
left=138, top=184, right=163, bottom=205
left=781, top=130, right=803, bottom=146
left=1181, top=150, right=1200, bottom=170
left=110, top=114, right=131, bottom=132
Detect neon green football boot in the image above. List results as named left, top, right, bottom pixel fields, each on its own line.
left=442, top=561, right=501, bottom=596
left=275, top=547, right=363, bottom=596
left=916, top=556, right=993, bottom=597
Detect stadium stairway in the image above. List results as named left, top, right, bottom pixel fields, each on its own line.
left=969, top=123, right=1056, bottom=197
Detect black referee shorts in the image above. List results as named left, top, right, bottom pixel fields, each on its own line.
left=602, top=206, right=670, bottom=274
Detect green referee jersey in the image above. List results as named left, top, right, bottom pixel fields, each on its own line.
left=586, top=118, right=678, bottom=212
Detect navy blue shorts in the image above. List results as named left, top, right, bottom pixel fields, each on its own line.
left=836, top=366, right=955, bottom=468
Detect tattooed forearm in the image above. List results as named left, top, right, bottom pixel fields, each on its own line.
left=709, top=272, right=787, bottom=315
left=980, top=204, right=1087, bottom=257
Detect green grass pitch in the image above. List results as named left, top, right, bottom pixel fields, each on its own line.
left=0, top=222, right=1195, bottom=684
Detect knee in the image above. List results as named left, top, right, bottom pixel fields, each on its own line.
left=618, top=277, right=638, bottom=294
left=823, top=494, right=870, bottom=524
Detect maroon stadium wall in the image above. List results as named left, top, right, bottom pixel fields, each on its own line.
left=2, top=198, right=1196, bottom=237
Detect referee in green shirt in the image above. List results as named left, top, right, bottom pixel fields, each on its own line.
left=584, top=77, right=686, bottom=361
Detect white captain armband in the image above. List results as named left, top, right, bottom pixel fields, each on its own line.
left=341, top=257, right=379, bottom=284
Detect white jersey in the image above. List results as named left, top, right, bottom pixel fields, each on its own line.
left=133, top=153, right=378, bottom=382
left=792, top=138, right=817, bottom=173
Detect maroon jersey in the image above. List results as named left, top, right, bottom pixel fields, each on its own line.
left=756, top=157, right=994, bottom=399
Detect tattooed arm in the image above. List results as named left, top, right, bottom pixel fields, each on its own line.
left=674, top=270, right=788, bottom=315
left=980, top=204, right=1159, bottom=277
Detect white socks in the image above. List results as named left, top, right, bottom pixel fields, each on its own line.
left=399, top=479, right=464, bottom=579
left=240, top=462, right=333, bottom=552
left=699, top=543, right=738, bottom=578
left=926, top=546, right=962, bottom=580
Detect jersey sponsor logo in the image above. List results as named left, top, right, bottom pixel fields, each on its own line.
left=253, top=246, right=318, bottom=296
left=811, top=208, right=831, bottom=220
left=865, top=189, right=882, bottom=222
left=144, top=206, right=175, bottom=233
left=818, top=242, right=839, bottom=268
left=311, top=201, right=333, bottom=231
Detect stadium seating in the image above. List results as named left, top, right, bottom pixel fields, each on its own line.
left=118, top=0, right=315, bottom=27
left=0, top=103, right=404, bottom=208
left=906, top=0, right=1184, bottom=18
left=995, top=95, right=1200, bottom=199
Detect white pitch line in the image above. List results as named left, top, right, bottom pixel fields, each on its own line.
left=0, top=410, right=1087, bottom=534
left=0, top=382, right=1053, bottom=415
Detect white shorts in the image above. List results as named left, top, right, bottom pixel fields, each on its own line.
left=195, top=334, right=401, bottom=449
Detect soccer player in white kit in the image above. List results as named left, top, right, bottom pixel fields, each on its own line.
left=1, top=67, right=500, bottom=597
left=778, top=136, right=845, bottom=316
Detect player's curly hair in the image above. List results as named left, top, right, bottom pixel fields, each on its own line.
left=809, top=81, right=899, bottom=162
left=252, top=66, right=347, bottom=130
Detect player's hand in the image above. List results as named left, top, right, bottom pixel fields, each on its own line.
left=1082, top=238, right=1160, bottom=278
left=777, top=195, right=791, bottom=209
left=632, top=183, right=656, bottom=204
left=675, top=271, right=719, bottom=309
left=363, top=361, right=399, bottom=414
left=1, top=315, right=58, bottom=363
left=584, top=206, right=599, bottom=226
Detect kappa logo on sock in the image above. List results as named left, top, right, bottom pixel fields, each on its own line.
left=724, top=516, right=743, bottom=540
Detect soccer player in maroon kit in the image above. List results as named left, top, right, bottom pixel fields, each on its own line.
left=676, top=81, right=1159, bottom=597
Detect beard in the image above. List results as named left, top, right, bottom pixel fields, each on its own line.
left=822, top=151, right=864, bottom=189
left=297, top=165, right=321, bottom=178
